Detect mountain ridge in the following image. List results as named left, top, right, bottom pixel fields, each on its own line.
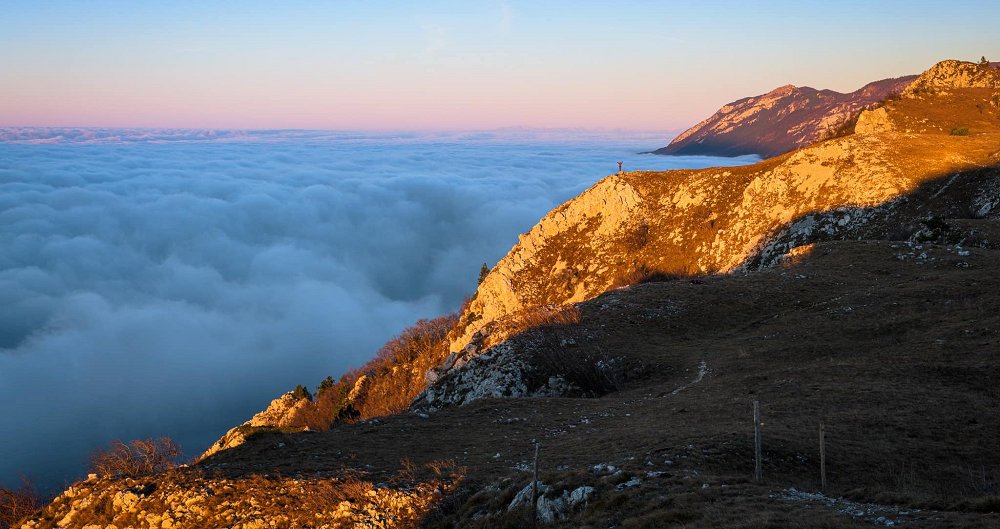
left=651, top=75, right=917, bottom=158
left=449, top=59, right=1000, bottom=358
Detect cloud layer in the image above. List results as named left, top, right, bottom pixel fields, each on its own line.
left=0, top=128, right=757, bottom=490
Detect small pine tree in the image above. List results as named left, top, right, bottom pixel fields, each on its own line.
left=980, top=56, right=990, bottom=67
left=292, top=384, right=312, bottom=401
left=477, top=262, right=490, bottom=285
left=316, top=375, right=334, bottom=396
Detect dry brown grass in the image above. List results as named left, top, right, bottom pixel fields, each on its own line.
left=624, top=221, right=651, bottom=251
left=508, top=304, right=581, bottom=330
left=477, top=304, right=582, bottom=353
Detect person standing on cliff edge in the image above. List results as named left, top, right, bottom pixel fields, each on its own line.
left=617, top=161, right=623, bottom=174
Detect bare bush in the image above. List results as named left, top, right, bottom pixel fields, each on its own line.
left=530, top=338, right=640, bottom=396
left=611, top=263, right=687, bottom=289
left=0, top=478, right=40, bottom=529
left=90, top=437, right=182, bottom=477
left=514, top=304, right=581, bottom=329
left=374, top=315, right=454, bottom=366
left=498, top=305, right=581, bottom=342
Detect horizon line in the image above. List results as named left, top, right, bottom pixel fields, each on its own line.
left=0, top=124, right=682, bottom=134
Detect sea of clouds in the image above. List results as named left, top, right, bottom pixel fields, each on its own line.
left=0, top=128, right=757, bottom=490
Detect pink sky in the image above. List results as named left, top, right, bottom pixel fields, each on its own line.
left=2, top=1, right=997, bottom=130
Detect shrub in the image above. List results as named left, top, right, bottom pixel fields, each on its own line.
left=90, top=437, right=182, bottom=477
left=316, top=376, right=335, bottom=396
left=950, top=127, right=970, bottom=136
left=0, top=478, right=40, bottom=529
left=624, top=221, right=651, bottom=251
left=530, top=342, right=639, bottom=396
left=292, top=384, right=313, bottom=401
left=350, top=314, right=457, bottom=418
left=260, top=309, right=462, bottom=429
left=921, top=216, right=950, bottom=232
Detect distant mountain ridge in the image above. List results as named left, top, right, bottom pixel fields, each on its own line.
left=653, top=75, right=918, bottom=158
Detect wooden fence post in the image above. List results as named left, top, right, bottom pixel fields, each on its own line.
left=531, top=442, right=540, bottom=528
left=819, top=421, right=827, bottom=490
left=753, top=400, right=762, bottom=482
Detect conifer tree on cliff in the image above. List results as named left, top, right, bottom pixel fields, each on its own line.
left=478, top=263, right=490, bottom=285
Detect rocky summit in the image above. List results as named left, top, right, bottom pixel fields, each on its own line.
left=653, top=76, right=916, bottom=158
left=17, top=59, right=1000, bottom=529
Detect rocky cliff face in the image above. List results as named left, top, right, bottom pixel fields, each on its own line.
left=653, top=76, right=916, bottom=158
left=451, top=59, right=1000, bottom=356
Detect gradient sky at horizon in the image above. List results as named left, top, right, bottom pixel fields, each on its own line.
left=2, top=0, right=999, bottom=130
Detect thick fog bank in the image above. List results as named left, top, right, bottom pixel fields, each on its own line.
left=0, top=128, right=757, bottom=490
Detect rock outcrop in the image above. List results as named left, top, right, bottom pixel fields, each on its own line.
left=902, top=59, right=1000, bottom=97
left=20, top=468, right=458, bottom=529
left=653, top=75, right=916, bottom=158
left=853, top=106, right=894, bottom=134
left=199, top=393, right=310, bottom=460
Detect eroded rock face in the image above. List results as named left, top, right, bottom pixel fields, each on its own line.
left=653, top=76, right=915, bottom=158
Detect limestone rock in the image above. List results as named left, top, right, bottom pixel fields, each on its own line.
left=854, top=107, right=894, bottom=134
left=507, top=482, right=595, bottom=523
left=199, top=392, right=306, bottom=460
left=902, top=59, right=1000, bottom=97
left=22, top=471, right=456, bottom=529
left=347, top=374, right=368, bottom=401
